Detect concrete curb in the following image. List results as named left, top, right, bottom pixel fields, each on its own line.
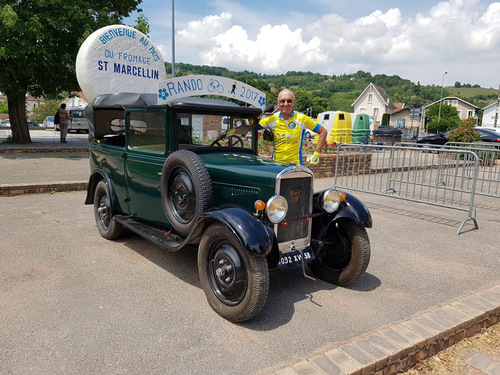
left=268, top=283, right=500, bottom=375
left=0, top=181, right=88, bottom=196
left=0, top=146, right=88, bottom=154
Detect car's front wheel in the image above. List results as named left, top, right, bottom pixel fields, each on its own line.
left=93, top=180, right=123, bottom=240
left=309, top=220, right=370, bottom=286
left=198, top=224, right=269, bottom=322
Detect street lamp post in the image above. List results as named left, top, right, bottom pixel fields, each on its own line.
left=171, top=0, right=176, bottom=77
left=437, top=71, right=447, bottom=124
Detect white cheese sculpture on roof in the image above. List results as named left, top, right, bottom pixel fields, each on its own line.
left=76, top=25, right=167, bottom=103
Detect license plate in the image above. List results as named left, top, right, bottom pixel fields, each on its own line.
left=277, top=249, right=314, bottom=269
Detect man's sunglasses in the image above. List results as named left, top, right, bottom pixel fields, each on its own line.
left=278, top=99, right=293, bottom=104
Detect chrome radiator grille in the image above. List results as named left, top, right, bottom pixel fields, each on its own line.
left=275, top=168, right=313, bottom=251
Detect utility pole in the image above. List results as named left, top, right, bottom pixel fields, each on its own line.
left=171, top=0, right=176, bottom=77
left=438, top=71, right=447, bottom=123
left=494, top=84, right=499, bottom=127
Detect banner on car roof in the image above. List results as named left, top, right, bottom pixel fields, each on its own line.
left=157, top=75, right=267, bottom=109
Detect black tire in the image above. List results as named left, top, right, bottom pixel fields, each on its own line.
left=94, top=180, right=123, bottom=240
left=198, top=224, right=269, bottom=322
left=309, top=220, right=370, bottom=286
left=161, top=150, right=213, bottom=237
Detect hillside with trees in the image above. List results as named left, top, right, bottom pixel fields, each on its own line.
left=165, top=62, right=498, bottom=119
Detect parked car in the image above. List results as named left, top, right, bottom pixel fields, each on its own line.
left=27, top=119, right=39, bottom=127
left=416, top=130, right=451, bottom=145
left=475, top=128, right=500, bottom=143
left=416, top=128, right=500, bottom=146
left=43, top=116, right=55, bottom=128
left=479, top=126, right=500, bottom=134
left=304, top=130, right=315, bottom=139
left=84, top=90, right=373, bottom=322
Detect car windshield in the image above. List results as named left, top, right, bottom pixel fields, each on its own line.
left=175, top=112, right=258, bottom=151
left=70, top=109, right=86, bottom=118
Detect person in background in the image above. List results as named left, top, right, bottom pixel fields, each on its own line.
left=259, top=89, right=327, bottom=165
left=58, top=103, right=70, bottom=143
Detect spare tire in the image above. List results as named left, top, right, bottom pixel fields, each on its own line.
left=161, top=150, right=213, bottom=236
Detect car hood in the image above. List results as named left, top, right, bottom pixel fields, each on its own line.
left=198, top=151, right=289, bottom=199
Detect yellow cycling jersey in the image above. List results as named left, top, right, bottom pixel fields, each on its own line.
left=260, top=111, right=320, bottom=165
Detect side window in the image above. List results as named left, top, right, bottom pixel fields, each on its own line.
left=128, top=111, right=166, bottom=154
left=93, top=109, right=126, bottom=147
left=177, top=114, right=193, bottom=145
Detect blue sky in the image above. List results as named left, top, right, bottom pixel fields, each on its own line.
left=124, top=0, right=500, bottom=88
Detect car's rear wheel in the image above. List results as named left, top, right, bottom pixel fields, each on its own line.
left=309, top=220, right=370, bottom=286
left=94, top=180, right=123, bottom=240
left=161, top=150, right=213, bottom=237
left=198, top=224, right=269, bottom=322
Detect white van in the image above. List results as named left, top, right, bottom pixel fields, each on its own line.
left=68, top=107, right=89, bottom=133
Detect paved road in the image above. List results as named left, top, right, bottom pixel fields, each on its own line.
left=0, top=127, right=89, bottom=147
left=1, top=186, right=499, bottom=374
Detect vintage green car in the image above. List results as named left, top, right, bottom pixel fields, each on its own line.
left=84, top=92, right=372, bottom=322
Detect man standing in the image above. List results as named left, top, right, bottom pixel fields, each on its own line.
left=259, top=89, right=327, bottom=165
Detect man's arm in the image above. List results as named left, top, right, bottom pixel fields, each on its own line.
left=314, top=126, right=328, bottom=153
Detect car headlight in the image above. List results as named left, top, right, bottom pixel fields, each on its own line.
left=266, top=195, right=288, bottom=223
left=320, top=189, right=343, bottom=213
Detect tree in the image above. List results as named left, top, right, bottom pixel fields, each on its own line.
left=294, top=90, right=313, bottom=114
left=447, top=118, right=481, bottom=143
left=425, top=103, right=461, bottom=133
left=311, top=97, right=328, bottom=118
left=0, top=0, right=143, bottom=143
left=32, top=100, right=60, bottom=124
left=133, top=13, right=149, bottom=35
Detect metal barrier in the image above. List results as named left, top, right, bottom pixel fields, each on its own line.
left=443, top=142, right=500, bottom=199
left=334, top=144, right=480, bottom=234
left=398, top=142, right=500, bottom=199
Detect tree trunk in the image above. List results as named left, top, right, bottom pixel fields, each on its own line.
left=7, top=94, right=32, bottom=144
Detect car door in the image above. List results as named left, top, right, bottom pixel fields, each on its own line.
left=124, top=109, right=170, bottom=226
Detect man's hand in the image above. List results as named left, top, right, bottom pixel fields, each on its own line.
left=307, top=151, right=320, bottom=165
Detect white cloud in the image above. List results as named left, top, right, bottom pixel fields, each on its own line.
left=172, top=0, right=500, bottom=87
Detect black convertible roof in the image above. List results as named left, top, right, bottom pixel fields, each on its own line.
left=89, top=92, right=263, bottom=116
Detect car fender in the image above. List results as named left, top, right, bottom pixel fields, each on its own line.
left=312, top=191, right=372, bottom=240
left=338, top=192, right=373, bottom=228
left=84, top=170, right=120, bottom=217
left=203, top=207, right=274, bottom=257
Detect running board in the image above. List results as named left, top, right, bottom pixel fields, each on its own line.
left=114, top=215, right=186, bottom=251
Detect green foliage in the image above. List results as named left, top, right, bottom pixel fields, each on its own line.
left=166, top=64, right=463, bottom=114
left=0, top=0, right=142, bottom=142
left=381, top=113, right=390, bottom=126
left=425, top=103, right=461, bottom=133
left=294, top=90, right=313, bottom=114
left=447, top=118, right=481, bottom=143
left=133, top=13, right=149, bottom=35
left=0, top=101, right=8, bottom=113
left=32, top=100, right=61, bottom=124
